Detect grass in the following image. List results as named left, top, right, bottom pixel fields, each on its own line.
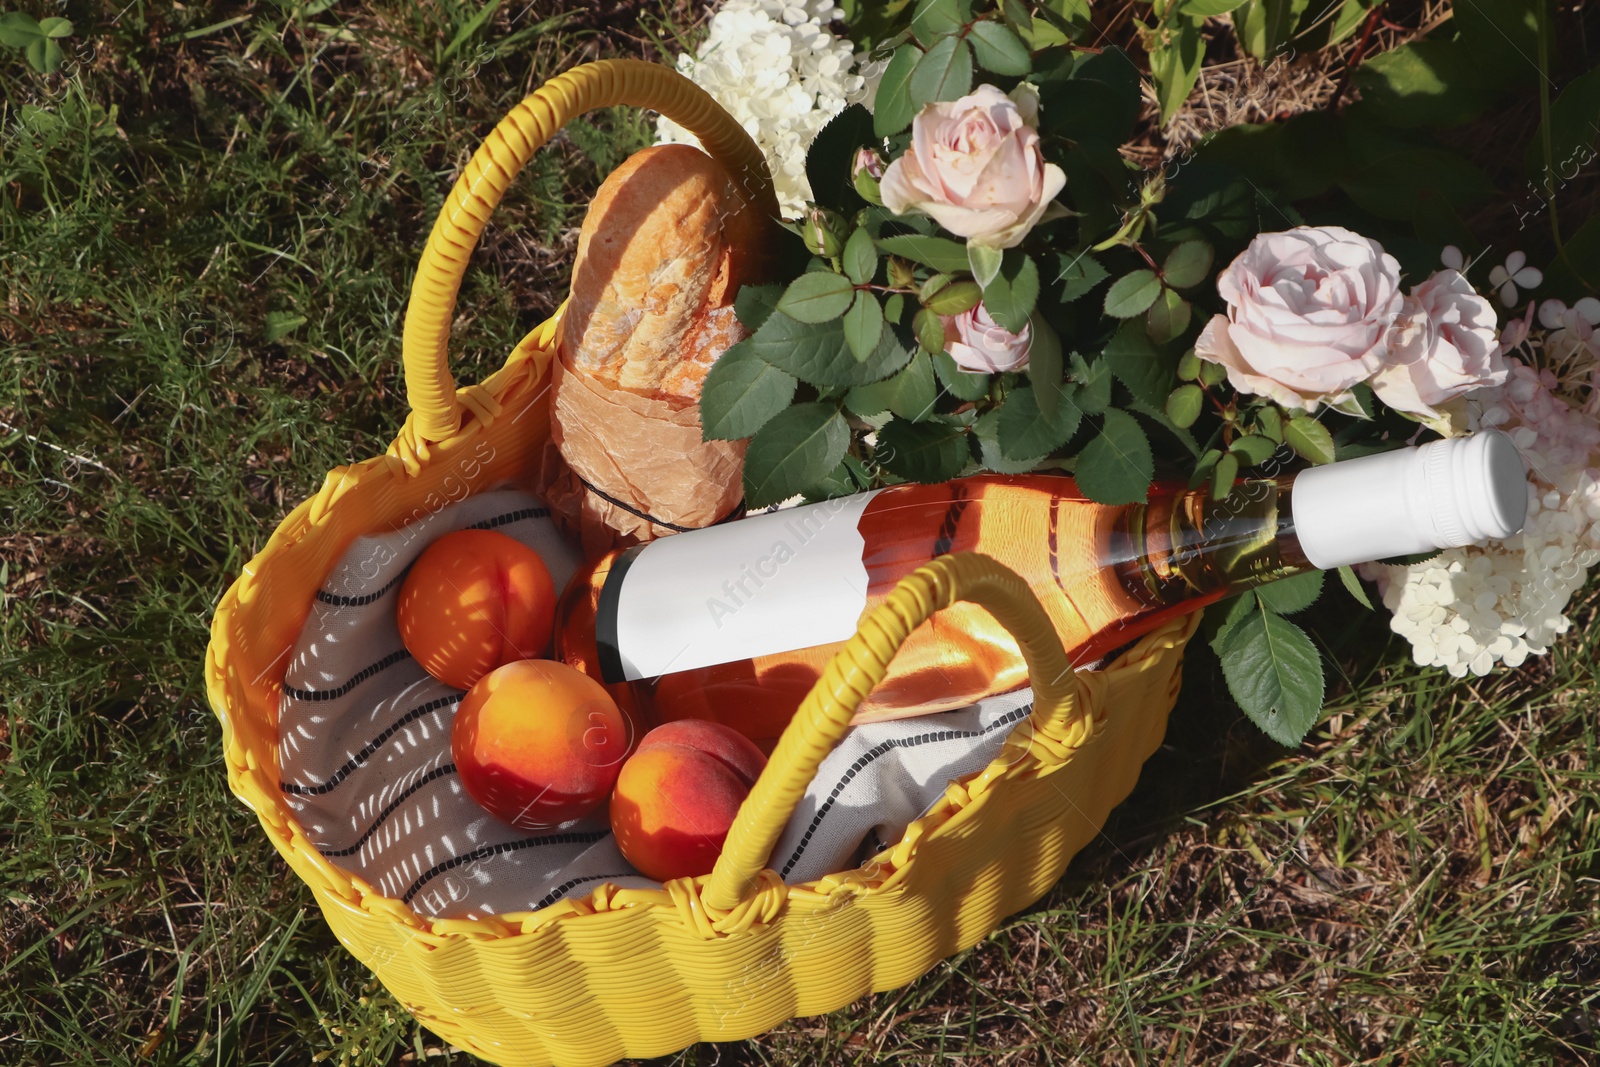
left=2, top=1, right=1599, bottom=1065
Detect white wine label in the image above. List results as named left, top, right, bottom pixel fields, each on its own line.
left=598, top=491, right=881, bottom=682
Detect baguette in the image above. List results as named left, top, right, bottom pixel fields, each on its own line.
left=541, top=143, right=768, bottom=554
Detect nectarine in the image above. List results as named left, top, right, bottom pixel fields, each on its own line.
left=453, top=659, right=632, bottom=829
left=398, top=528, right=556, bottom=690
left=610, top=719, right=767, bottom=881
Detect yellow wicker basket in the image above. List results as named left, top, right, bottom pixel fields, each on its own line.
left=204, top=59, right=1201, bottom=1067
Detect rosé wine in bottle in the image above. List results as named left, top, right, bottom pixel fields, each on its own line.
left=554, top=431, right=1527, bottom=748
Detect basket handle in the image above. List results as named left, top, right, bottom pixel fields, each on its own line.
left=400, top=59, right=779, bottom=444
left=703, top=552, right=1083, bottom=912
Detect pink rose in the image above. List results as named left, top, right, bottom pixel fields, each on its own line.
left=944, top=303, right=1031, bottom=373
left=1195, top=226, right=1404, bottom=412
left=1370, top=269, right=1507, bottom=419
left=879, top=84, right=1066, bottom=249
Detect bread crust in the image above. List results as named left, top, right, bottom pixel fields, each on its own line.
left=559, top=143, right=758, bottom=403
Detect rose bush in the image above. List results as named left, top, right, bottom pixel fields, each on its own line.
left=1194, top=226, right=1403, bottom=412
left=879, top=84, right=1065, bottom=250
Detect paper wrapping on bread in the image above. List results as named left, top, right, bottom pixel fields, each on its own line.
left=539, top=143, right=767, bottom=556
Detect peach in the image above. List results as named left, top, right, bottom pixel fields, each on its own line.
left=609, top=719, right=768, bottom=881
left=453, top=659, right=633, bottom=829
left=398, top=528, right=556, bottom=691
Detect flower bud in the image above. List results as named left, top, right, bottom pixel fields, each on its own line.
left=852, top=148, right=886, bottom=204
left=853, top=148, right=886, bottom=181
left=803, top=206, right=847, bottom=258
left=888, top=256, right=917, bottom=289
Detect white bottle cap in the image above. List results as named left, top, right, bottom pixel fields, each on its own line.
left=1290, top=430, right=1529, bottom=570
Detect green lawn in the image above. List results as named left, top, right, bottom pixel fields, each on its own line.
left=3, top=2, right=1599, bottom=1064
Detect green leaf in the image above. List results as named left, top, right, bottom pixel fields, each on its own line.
left=777, top=272, right=857, bottom=323
left=750, top=311, right=912, bottom=388
left=1144, top=288, right=1192, bottom=345
left=1026, top=313, right=1065, bottom=421
left=25, top=36, right=62, bottom=72
left=0, top=12, right=41, bottom=47
left=1256, top=570, right=1324, bottom=615
left=1104, top=269, right=1162, bottom=318
left=1232, top=0, right=1307, bottom=63
left=877, top=417, right=971, bottom=483
left=843, top=226, right=878, bottom=285
left=1320, top=0, right=1375, bottom=46
left=967, top=241, right=1003, bottom=288
left=1219, top=609, right=1325, bottom=746
left=699, top=341, right=798, bottom=441
left=1284, top=415, right=1335, bottom=465
left=1104, top=319, right=1176, bottom=407
left=1162, top=240, right=1214, bottom=289
left=998, top=384, right=1082, bottom=459
left=1127, top=396, right=1201, bottom=458
left=1337, top=564, right=1375, bottom=610
left=735, top=284, right=784, bottom=332
left=968, top=20, right=1032, bottom=76
left=1003, top=0, right=1035, bottom=32
left=1350, top=42, right=1502, bottom=128
left=806, top=104, right=876, bottom=211
left=1189, top=447, right=1223, bottom=489
left=1028, top=0, right=1092, bottom=45
left=1177, top=348, right=1202, bottom=381
left=38, top=16, right=72, bottom=38
left=802, top=459, right=860, bottom=502
left=876, top=233, right=970, bottom=272
left=972, top=409, right=1042, bottom=473
left=911, top=0, right=966, bottom=40
left=1254, top=404, right=1283, bottom=442
left=1209, top=590, right=1259, bottom=653
left=1165, top=383, right=1204, bottom=429
left=1228, top=433, right=1278, bottom=465
left=1074, top=409, right=1152, bottom=505
left=1332, top=382, right=1377, bottom=419
left=1543, top=214, right=1600, bottom=298
left=924, top=279, right=982, bottom=315
left=444, top=0, right=504, bottom=58
left=843, top=290, right=886, bottom=361
left=914, top=307, right=948, bottom=354
left=1070, top=351, right=1112, bottom=414
left=1057, top=252, right=1110, bottom=301
left=980, top=252, right=1039, bottom=334
left=1455, top=0, right=1539, bottom=87
left=885, top=292, right=907, bottom=325
left=1339, top=147, right=1493, bottom=222
left=743, top=403, right=851, bottom=508
left=1180, top=0, right=1247, bottom=14
left=846, top=350, right=939, bottom=420
left=1210, top=451, right=1239, bottom=499
left=263, top=311, right=306, bottom=342
left=873, top=44, right=922, bottom=136
left=933, top=350, right=991, bottom=400
left=1527, top=67, right=1600, bottom=188
left=1149, top=16, right=1204, bottom=124
left=909, top=35, right=974, bottom=110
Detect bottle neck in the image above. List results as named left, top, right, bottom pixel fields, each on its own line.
left=1110, top=477, right=1314, bottom=609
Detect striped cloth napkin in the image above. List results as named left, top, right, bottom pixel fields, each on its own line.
left=277, top=488, right=1031, bottom=920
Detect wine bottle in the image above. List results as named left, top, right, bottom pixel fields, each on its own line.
left=553, top=431, right=1528, bottom=745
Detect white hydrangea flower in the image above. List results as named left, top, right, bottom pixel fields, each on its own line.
left=654, top=0, right=881, bottom=217
left=1359, top=358, right=1600, bottom=677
